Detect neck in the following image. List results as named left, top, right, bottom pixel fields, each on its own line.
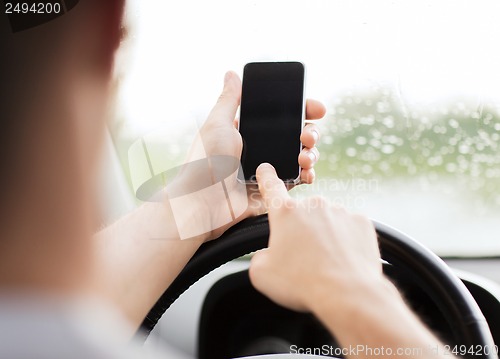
left=0, top=100, right=96, bottom=297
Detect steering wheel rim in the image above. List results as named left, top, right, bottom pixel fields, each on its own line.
left=137, top=214, right=497, bottom=359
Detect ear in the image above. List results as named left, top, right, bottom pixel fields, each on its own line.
left=104, top=0, right=126, bottom=56
left=95, top=0, right=126, bottom=74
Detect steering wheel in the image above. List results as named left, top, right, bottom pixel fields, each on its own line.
left=137, top=215, right=497, bottom=359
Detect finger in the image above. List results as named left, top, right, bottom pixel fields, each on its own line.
left=305, top=99, right=326, bottom=120
left=300, top=168, right=316, bottom=184
left=233, top=117, right=239, bottom=129
left=300, top=123, right=320, bottom=149
left=249, top=249, right=269, bottom=290
left=206, top=71, right=242, bottom=128
left=298, top=147, right=319, bottom=170
left=256, top=163, right=290, bottom=211
left=245, top=185, right=267, bottom=216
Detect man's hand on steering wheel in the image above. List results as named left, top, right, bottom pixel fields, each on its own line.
left=179, top=71, right=326, bottom=241
left=249, top=163, right=384, bottom=313
left=247, top=164, right=449, bottom=359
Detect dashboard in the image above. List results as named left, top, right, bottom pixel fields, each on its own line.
left=146, top=258, right=500, bottom=359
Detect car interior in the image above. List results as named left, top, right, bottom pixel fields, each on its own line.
left=98, top=1, right=500, bottom=358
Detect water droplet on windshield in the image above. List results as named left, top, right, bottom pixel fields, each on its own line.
left=459, top=144, right=470, bottom=154
left=381, top=144, right=395, bottom=154
left=355, top=136, right=367, bottom=145
left=346, top=147, right=357, bottom=157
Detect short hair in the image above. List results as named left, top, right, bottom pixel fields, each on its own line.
left=0, top=0, right=124, bottom=210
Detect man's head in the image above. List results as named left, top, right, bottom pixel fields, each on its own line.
left=0, top=0, right=124, bottom=178
left=0, top=0, right=125, bottom=292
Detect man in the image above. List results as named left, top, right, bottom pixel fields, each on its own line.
left=0, top=0, right=445, bottom=358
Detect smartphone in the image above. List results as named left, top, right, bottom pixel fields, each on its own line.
left=238, top=61, right=306, bottom=184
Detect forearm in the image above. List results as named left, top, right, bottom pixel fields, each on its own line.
left=311, top=276, right=447, bottom=359
left=92, top=200, right=206, bottom=331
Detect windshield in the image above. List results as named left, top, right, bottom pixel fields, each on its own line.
left=112, top=0, right=500, bottom=257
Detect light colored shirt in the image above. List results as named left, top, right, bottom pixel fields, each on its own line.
left=0, top=294, right=165, bottom=359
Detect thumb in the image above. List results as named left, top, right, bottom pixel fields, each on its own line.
left=248, top=248, right=272, bottom=294
left=206, top=71, right=241, bottom=127
left=256, top=163, right=290, bottom=213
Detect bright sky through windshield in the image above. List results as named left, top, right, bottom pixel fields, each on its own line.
left=118, top=0, right=500, bottom=134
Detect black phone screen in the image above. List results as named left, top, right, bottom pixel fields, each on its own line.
left=239, top=62, right=305, bottom=183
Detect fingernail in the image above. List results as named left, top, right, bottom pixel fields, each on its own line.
left=311, top=129, right=319, bottom=142
left=224, top=71, right=232, bottom=84
left=257, top=163, right=274, bottom=172
left=307, top=151, right=316, bottom=162
left=310, top=169, right=316, bottom=182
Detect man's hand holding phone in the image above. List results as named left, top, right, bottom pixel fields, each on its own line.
left=190, top=70, right=325, bottom=240
left=239, top=62, right=315, bottom=184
